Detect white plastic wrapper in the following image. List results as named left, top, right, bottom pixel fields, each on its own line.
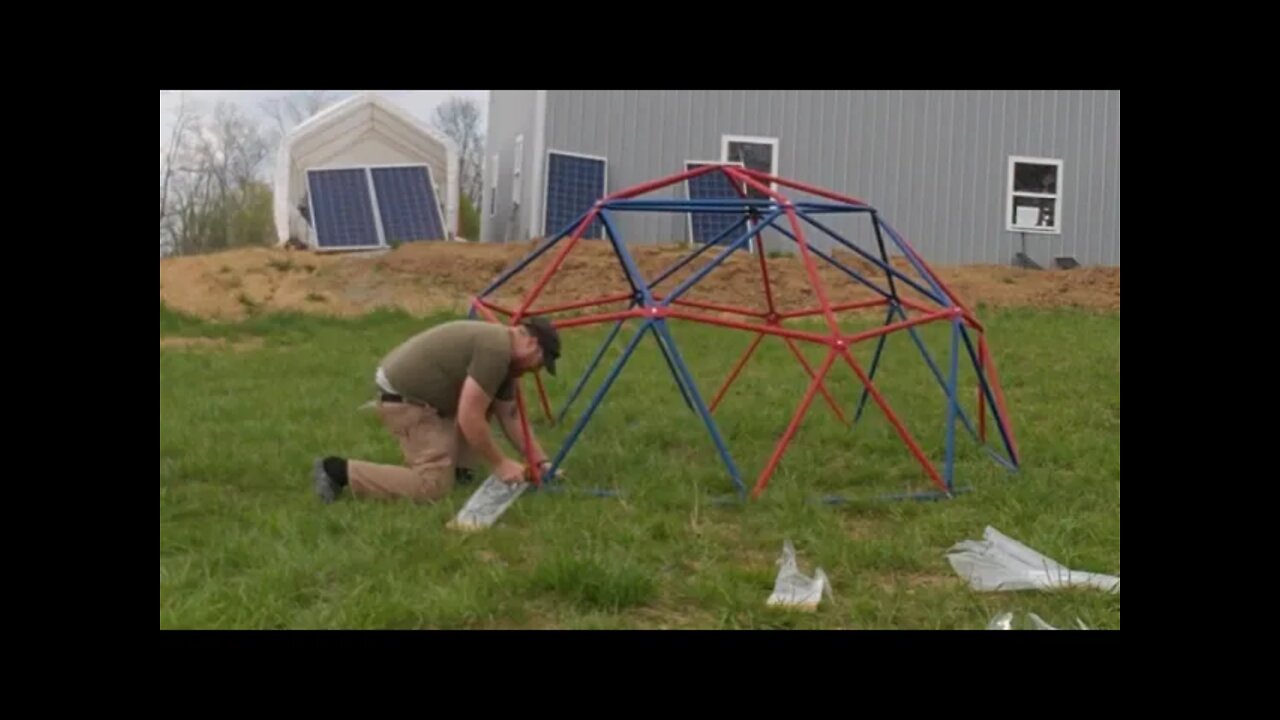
left=766, top=539, right=833, bottom=611
left=988, top=611, right=1092, bottom=630
left=947, top=526, right=1120, bottom=594
left=446, top=474, right=530, bottom=532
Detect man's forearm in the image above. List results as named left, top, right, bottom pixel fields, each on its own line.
left=459, top=410, right=507, bottom=467
left=497, top=403, right=547, bottom=463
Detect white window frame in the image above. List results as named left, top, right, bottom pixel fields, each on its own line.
left=512, top=134, right=524, bottom=205
left=541, top=148, right=609, bottom=239
left=489, top=153, right=499, bottom=218
left=1006, top=155, right=1063, bottom=235
left=720, top=134, right=780, bottom=196
left=683, top=159, right=756, bottom=253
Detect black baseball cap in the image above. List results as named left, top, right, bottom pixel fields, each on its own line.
left=522, top=316, right=561, bottom=375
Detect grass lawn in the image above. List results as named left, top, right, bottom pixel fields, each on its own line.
left=160, top=302, right=1120, bottom=629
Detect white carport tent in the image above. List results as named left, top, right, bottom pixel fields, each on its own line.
left=272, top=92, right=459, bottom=247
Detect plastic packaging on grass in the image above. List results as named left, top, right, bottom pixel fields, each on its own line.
left=947, top=526, right=1120, bottom=594
left=766, top=539, right=833, bottom=611
left=447, top=474, right=530, bottom=532
left=987, top=611, right=1092, bottom=630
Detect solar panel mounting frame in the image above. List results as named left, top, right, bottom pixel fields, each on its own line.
left=682, top=159, right=758, bottom=254
left=541, top=149, right=608, bottom=240
left=368, top=162, right=450, bottom=244
left=304, top=162, right=450, bottom=252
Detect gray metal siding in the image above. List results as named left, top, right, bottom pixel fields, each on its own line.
left=480, top=90, right=540, bottom=243
left=531, top=90, right=1119, bottom=266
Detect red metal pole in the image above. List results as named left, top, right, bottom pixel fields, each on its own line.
left=783, top=337, right=847, bottom=424
left=734, top=166, right=987, bottom=333
left=845, top=309, right=955, bottom=345
left=666, top=309, right=831, bottom=344
left=514, top=209, right=598, bottom=321
left=978, top=336, right=988, bottom=442
left=779, top=297, right=889, bottom=320
left=754, top=222, right=778, bottom=315
left=513, top=382, right=540, bottom=486
left=552, top=308, right=644, bottom=331
left=751, top=349, right=839, bottom=499
left=888, top=283, right=986, bottom=332
left=652, top=294, right=769, bottom=319
left=709, top=332, right=765, bottom=413
left=725, top=167, right=842, bottom=338
left=837, top=347, right=947, bottom=493
left=604, top=163, right=720, bottom=201
left=533, top=370, right=553, bottom=422
left=981, top=335, right=1019, bottom=461
left=471, top=297, right=501, bottom=322
left=526, top=291, right=634, bottom=317
left=736, top=166, right=871, bottom=207
left=476, top=297, right=516, bottom=317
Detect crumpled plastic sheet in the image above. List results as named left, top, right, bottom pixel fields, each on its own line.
left=987, top=611, right=1091, bottom=630
left=946, top=526, right=1120, bottom=594
left=447, top=474, right=530, bottom=532
left=766, top=539, right=833, bottom=611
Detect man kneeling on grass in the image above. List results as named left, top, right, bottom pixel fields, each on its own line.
left=312, top=317, right=561, bottom=504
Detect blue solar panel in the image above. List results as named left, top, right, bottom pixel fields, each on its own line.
left=370, top=165, right=447, bottom=242
left=685, top=163, right=751, bottom=247
left=544, top=152, right=606, bottom=239
left=307, top=168, right=382, bottom=249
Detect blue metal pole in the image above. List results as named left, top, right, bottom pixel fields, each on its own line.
left=598, top=210, right=697, bottom=411
left=958, top=325, right=1018, bottom=468
left=875, top=216, right=952, bottom=308
left=796, top=212, right=948, bottom=307
left=763, top=217, right=894, bottom=301
left=598, top=211, right=655, bottom=306
left=474, top=208, right=591, bottom=301
left=599, top=211, right=641, bottom=299
left=653, top=319, right=746, bottom=498
left=544, top=318, right=653, bottom=486
left=605, top=198, right=778, bottom=209
left=648, top=323, right=696, bottom=412
left=660, top=210, right=781, bottom=305
left=556, top=315, right=628, bottom=424
left=944, top=316, right=961, bottom=491
left=603, top=198, right=873, bottom=213
left=649, top=216, right=749, bottom=289
left=593, top=206, right=757, bottom=215
left=853, top=305, right=898, bottom=425
left=894, top=305, right=979, bottom=442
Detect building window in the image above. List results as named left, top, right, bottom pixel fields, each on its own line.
left=1007, top=156, right=1063, bottom=234
left=721, top=135, right=779, bottom=199
left=512, top=134, right=524, bottom=205
left=489, top=153, right=498, bottom=217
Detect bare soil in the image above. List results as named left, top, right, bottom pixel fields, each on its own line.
left=159, top=241, right=1119, bottom=322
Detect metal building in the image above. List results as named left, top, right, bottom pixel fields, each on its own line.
left=481, top=90, right=1119, bottom=267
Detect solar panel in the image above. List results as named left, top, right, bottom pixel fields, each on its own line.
left=370, top=165, right=447, bottom=243
left=307, top=168, right=382, bottom=249
left=685, top=162, right=751, bottom=247
left=544, top=151, right=606, bottom=239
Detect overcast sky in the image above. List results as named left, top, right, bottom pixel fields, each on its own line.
left=159, top=89, right=490, bottom=152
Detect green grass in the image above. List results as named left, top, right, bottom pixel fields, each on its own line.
left=160, top=301, right=1120, bottom=629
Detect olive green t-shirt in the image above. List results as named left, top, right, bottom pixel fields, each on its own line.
left=379, top=320, right=515, bottom=416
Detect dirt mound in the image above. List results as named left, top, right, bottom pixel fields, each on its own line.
left=159, top=241, right=1119, bottom=321
left=159, top=337, right=265, bottom=352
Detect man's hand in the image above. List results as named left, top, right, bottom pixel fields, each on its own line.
left=535, top=460, right=566, bottom=480
left=495, top=458, right=527, bottom=485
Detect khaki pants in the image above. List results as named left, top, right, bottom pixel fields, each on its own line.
left=347, top=401, right=482, bottom=503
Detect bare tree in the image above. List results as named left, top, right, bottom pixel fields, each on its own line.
left=260, top=91, right=334, bottom=147
left=162, top=101, right=275, bottom=256
left=430, top=96, right=485, bottom=204
left=160, top=92, right=196, bottom=240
